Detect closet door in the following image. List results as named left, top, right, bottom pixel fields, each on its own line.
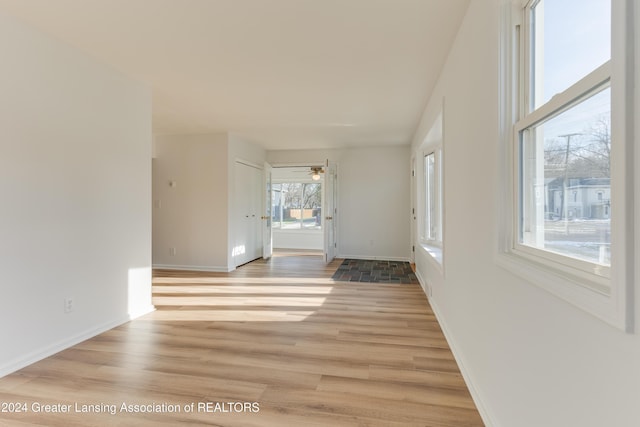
left=234, top=161, right=263, bottom=267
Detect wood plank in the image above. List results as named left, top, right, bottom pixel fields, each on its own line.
left=316, top=375, right=477, bottom=409
left=0, top=253, right=483, bottom=426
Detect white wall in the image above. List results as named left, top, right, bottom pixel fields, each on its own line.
left=338, top=147, right=411, bottom=260
left=0, top=12, right=152, bottom=376
left=267, top=146, right=411, bottom=261
left=273, top=230, right=323, bottom=250
left=229, top=133, right=267, bottom=166
left=152, top=133, right=267, bottom=271
left=411, top=2, right=640, bottom=426
left=153, top=134, right=229, bottom=271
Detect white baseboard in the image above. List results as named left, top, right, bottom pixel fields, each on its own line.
left=127, top=304, right=156, bottom=321
left=152, top=264, right=232, bottom=273
left=0, top=305, right=155, bottom=378
left=337, top=254, right=412, bottom=263
left=415, top=268, right=432, bottom=298
left=414, top=274, right=496, bottom=427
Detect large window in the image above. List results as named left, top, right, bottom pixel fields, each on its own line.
left=272, top=183, right=322, bottom=230
left=501, top=0, right=634, bottom=330
left=515, top=0, right=611, bottom=277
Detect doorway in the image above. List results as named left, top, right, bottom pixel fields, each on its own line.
left=268, top=163, right=337, bottom=263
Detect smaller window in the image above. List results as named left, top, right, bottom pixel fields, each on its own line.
left=423, top=149, right=442, bottom=245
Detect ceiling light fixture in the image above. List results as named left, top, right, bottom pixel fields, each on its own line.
left=310, top=166, right=323, bottom=181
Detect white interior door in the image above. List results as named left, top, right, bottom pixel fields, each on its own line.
left=323, top=160, right=337, bottom=264
left=262, top=161, right=273, bottom=259
left=234, top=161, right=263, bottom=267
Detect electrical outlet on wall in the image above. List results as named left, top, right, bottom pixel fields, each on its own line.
left=169, top=247, right=177, bottom=256
left=64, top=297, right=74, bottom=313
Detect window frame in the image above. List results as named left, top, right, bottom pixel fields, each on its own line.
left=423, top=149, right=443, bottom=246
left=418, top=107, right=445, bottom=268
left=498, top=0, right=634, bottom=331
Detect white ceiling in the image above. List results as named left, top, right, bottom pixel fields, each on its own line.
left=0, top=0, right=469, bottom=150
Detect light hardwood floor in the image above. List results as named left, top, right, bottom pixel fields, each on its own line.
left=0, top=253, right=484, bottom=426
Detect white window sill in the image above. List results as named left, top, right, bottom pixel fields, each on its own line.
left=420, top=243, right=443, bottom=266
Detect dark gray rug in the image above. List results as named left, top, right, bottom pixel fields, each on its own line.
left=331, top=259, right=418, bottom=284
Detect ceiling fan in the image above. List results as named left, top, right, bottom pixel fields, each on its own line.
left=289, top=165, right=325, bottom=181
left=309, top=166, right=324, bottom=181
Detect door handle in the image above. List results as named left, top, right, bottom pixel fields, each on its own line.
left=325, top=216, right=333, bottom=220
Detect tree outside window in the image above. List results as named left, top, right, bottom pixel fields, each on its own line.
left=272, top=183, right=321, bottom=230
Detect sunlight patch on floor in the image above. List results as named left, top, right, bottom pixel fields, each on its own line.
left=153, top=276, right=336, bottom=285
left=152, top=296, right=328, bottom=307
left=152, top=285, right=334, bottom=294
left=150, top=276, right=334, bottom=321
left=142, top=309, right=317, bottom=322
